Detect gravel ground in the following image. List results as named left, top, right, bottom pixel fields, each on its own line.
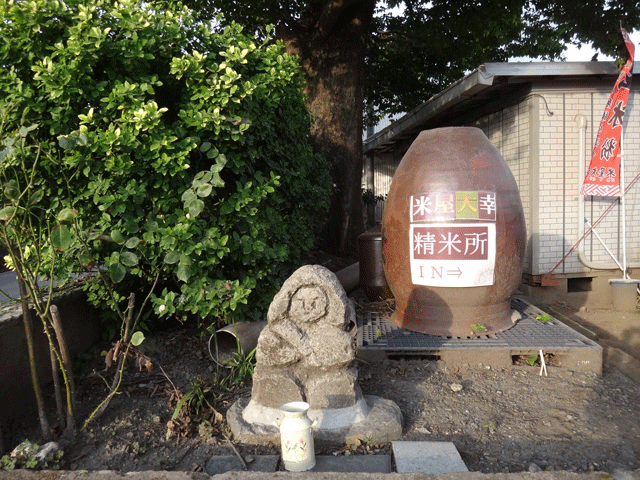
left=3, top=283, right=640, bottom=475
left=359, top=356, right=640, bottom=473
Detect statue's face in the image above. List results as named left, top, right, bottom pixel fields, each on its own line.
left=289, top=286, right=328, bottom=324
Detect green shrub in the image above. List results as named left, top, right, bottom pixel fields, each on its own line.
left=0, top=0, right=331, bottom=328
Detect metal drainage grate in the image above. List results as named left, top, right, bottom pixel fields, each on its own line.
left=357, top=296, right=601, bottom=355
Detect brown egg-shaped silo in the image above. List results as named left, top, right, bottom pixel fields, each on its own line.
left=382, top=127, right=526, bottom=337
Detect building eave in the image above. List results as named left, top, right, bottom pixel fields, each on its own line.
left=364, top=61, right=638, bottom=155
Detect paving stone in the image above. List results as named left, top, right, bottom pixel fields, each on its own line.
left=204, top=455, right=279, bottom=475
left=204, top=454, right=392, bottom=475
left=392, top=441, right=468, bottom=475
left=310, top=455, right=392, bottom=473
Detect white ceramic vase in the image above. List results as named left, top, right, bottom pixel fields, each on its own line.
left=275, top=401, right=317, bottom=472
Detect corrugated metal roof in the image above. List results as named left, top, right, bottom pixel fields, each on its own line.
left=364, top=61, right=640, bottom=154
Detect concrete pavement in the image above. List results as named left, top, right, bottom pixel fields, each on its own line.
left=1, top=440, right=638, bottom=480
left=0, top=469, right=638, bottom=480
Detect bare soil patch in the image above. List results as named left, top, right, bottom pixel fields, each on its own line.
left=542, top=302, right=640, bottom=361
left=4, top=284, right=640, bottom=475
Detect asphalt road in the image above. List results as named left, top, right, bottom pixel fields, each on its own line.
left=0, top=270, right=56, bottom=302
left=0, top=270, right=21, bottom=302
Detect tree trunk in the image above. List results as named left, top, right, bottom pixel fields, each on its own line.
left=15, top=268, right=50, bottom=441
left=281, top=0, right=375, bottom=255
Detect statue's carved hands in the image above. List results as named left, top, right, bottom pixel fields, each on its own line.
left=270, top=319, right=319, bottom=363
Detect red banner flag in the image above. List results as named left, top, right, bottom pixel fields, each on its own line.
left=581, top=29, right=635, bottom=197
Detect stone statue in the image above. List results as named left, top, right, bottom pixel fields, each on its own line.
left=251, top=265, right=359, bottom=410
left=227, top=265, right=402, bottom=445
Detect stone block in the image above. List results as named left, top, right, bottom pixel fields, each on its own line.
left=250, top=367, right=304, bottom=409
left=303, top=367, right=360, bottom=409
left=204, top=455, right=279, bottom=475
left=312, top=455, right=392, bottom=473
left=392, top=441, right=468, bottom=475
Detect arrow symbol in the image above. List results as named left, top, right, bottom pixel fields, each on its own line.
left=446, top=267, right=462, bottom=278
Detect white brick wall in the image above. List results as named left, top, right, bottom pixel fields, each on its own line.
left=474, top=102, right=533, bottom=272
left=535, top=87, right=640, bottom=274
left=470, top=84, right=640, bottom=276
left=624, top=92, right=640, bottom=263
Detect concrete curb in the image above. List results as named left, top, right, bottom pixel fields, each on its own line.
left=604, top=346, right=640, bottom=383
left=540, top=305, right=640, bottom=383
left=541, top=306, right=600, bottom=341
left=0, top=470, right=638, bottom=480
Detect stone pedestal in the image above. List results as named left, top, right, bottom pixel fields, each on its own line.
left=228, top=395, right=402, bottom=446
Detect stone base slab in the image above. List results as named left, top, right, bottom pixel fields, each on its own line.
left=227, top=395, right=402, bottom=446
left=242, top=397, right=370, bottom=430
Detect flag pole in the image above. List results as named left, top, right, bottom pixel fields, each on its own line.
left=620, top=132, right=628, bottom=279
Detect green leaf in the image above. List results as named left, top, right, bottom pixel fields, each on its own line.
left=144, top=220, right=158, bottom=232
left=51, top=225, right=72, bottom=250
left=57, top=208, right=78, bottom=223
left=78, top=251, right=95, bottom=268
left=192, top=170, right=212, bottom=187
left=176, top=262, right=191, bottom=283
left=18, top=124, right=37, bottom=137
left=111, top=230, right=125, bottom=245
left=125, top=236, right=140, bottom=249
left=0, top=206, right=17, bottom=221
left=220, top=202, right=233, bottom=215
left=212, top=156, right=226, bottom=173
left=181, top=189, right=196, bottom=203
left=124, top=219, right=139, bottom=234
left=4, top=180, right=20, bottom=200
left=196, top=183, right=213, bottom=198
left=171, top=392, right=191, bottom=421
left=58, top=136, right=73, bottom=150
left=120, top=251, right=138, bottom=267
left=179, top=253, right=192, bottom=266
left=131, top=331, right=145, bottom=346
left=0, top=146, right=14, bottom=161
left=109, top=262, right=126, bottom=283
left=29, top=188, right=44, bottom=206
left=164, top=251, right=181, bottom=264
left=211, top=172, right=224, bottom=187
left=188, top=198, right=204, bottom=217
